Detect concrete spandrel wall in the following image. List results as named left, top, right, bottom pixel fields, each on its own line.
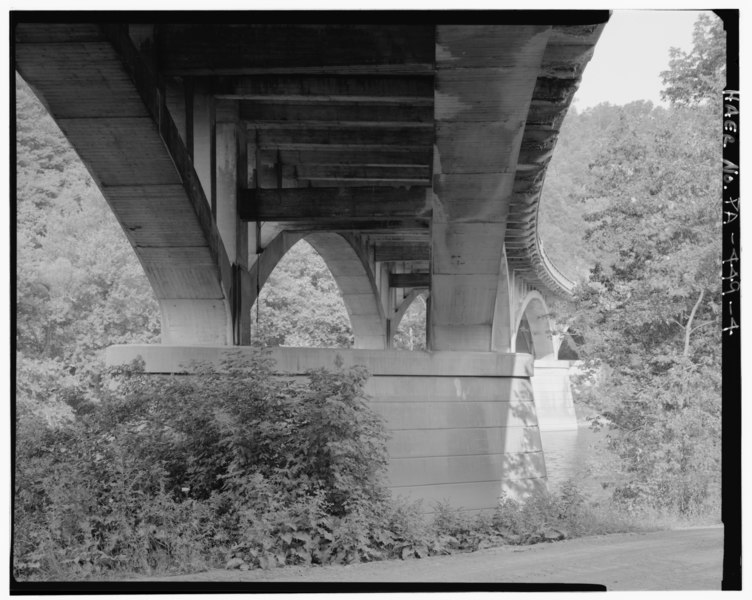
left=532, top=359, right=578, bottom=431
left=105, top=345, right=547, bottom=511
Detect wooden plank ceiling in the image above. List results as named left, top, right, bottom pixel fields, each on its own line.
left=158, top=24, right=439, bottom=292
left=149, top=21, right=604, bottom=296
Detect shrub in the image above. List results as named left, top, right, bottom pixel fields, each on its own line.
left=14, top=352, right=392, bottom=579
left=13, top=352, right=648, bottom=581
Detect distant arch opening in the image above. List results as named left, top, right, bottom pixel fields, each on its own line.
left=393, top=291, right=427, bottom=351
left=513, top=294, right=556, bottom=360
left=250, top=239, right=354, bottom=348
left=514, top=314, right=535, bottom=355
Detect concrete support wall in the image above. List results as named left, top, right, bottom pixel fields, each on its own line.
left=532, top=360, right=578, bottom=431
left=106, top=345, right=548, bottom=511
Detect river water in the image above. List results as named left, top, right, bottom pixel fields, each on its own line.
left=539, top=425, right=612, bottom=500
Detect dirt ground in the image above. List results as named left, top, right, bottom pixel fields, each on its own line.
left=141, top=525, right=724, bottom=591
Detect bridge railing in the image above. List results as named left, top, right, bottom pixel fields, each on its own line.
left=537, top=239, right=576, bottom=296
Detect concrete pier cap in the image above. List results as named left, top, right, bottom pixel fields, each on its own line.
left=105, top=344, right=533, bottom=377
left=106, top=345, right=546, bottom=511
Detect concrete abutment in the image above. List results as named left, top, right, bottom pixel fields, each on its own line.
left=106, top=345, right=550, bottom=510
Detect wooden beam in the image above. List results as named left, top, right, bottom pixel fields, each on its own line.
left=374, top=243, right=430, bottom=262
left=210, top=74, right=435, bottom=101
left=302, top=178, right=431, bottom=187
left=270, top=164, right=430, bottom=187
left=294, top=164, right=430, bottom=181
left=157, top=25, right=435, bottom=75
left=239, top=101, right=433, bottom=123
left=270, top=221, right=431, bottom=232
left=250, top=124, right=433, bottom=149
left=276, top=148, right=433, bottom=166
left=389, top=272, right=430, bottom=289
left=238, top=186, right=431, bottom=221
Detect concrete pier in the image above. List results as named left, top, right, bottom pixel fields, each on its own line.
left=107, top=345, right=547, bottom=510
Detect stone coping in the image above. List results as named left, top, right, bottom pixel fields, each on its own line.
left=106, top=345, right=534, bottom=377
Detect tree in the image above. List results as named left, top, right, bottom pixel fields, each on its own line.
left=16, top=74, right=160, bottom=417
left=251, top=241, right=353, bottom=348
left=538, top=103, right=630, bottom=281
left=660, top=13, right=726, bottom=106
left=565, top=14, right=724, bottom=516
left=393, top=293, right=427, bottom=351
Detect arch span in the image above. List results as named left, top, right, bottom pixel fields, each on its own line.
left=305, top=233, right=387, bottom=350
left=16, top=25, right=235, bottom=346
left=513, top=291, right=555, bottom=360
left=393, top=289, right=427, bottom=333
left=391, top=290, right=428, bottom=350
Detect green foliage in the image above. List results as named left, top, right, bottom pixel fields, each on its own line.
left=251, top=241, right=354, bottom=348
left=660, top=13, right=726, bottom=106
left=393, top=293, right=427, bottom=351
left=16, top=350, right=642, bottom=580
left=16, top=73, right=160, bottom=394
left=14, top=354, right=392, bottom=579
left=251, top=241, right=429, bottom=350
left=560, top=14, right=724, bottom=517
left=538, top=104, right=621, bottom=281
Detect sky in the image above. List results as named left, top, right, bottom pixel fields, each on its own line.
left=573, top=9, right=705, bottom=109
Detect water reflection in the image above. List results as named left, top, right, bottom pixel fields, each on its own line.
left=540, top=425, right=611, bottom=500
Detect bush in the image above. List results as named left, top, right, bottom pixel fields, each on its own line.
left=14, top=352, right=644, bottom=581
left=14, top=352, right=391, bottom=579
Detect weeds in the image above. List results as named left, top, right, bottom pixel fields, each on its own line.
left=12, top=354, right=709, bottom=581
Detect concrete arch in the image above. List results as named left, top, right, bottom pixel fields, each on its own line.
left=390, top=290, right=428, bottom=349
left=512, top=291, right=555, bottom=360
left=305, top=232, right=387, bottom=350
left=247, top=230, right=306, bottom=309
left=393, top=289, right=428, bottom=333
left=16, top=26, right=235, bottom=346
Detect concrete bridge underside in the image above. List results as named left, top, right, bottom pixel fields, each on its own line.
left=16, top=15, right=607, bottom=510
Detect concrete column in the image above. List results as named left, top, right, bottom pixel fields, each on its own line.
left=215, top=102, right=239, bottom=265
left=430, top=26, right=551, bottom=351
left=532, top=359, right=578, bottom=431
left=216, top=100, right=250, bottom=345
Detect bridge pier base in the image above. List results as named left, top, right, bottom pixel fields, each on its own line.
left=106, top=345, right=548, bottom=511
left=532, top=360, right=579, bottom=431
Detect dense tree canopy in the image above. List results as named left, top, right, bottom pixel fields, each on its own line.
left=553, top=13, right=725, bottom=515
left=16, top=75, right=160, bottom=418
left=660, top=13, right=726, bottom=106
left=251, top=241, right=354, bottom=348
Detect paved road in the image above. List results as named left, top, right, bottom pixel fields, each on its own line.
left=148, top=526, right=724, bottom=590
